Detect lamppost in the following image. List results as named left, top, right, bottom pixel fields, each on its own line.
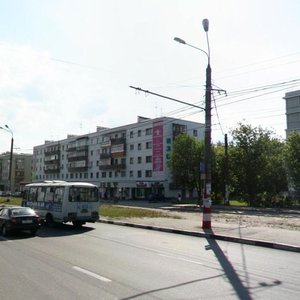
left=0, top=125, right=14, bottom=194
left=174, top=18, right=212, bottom=229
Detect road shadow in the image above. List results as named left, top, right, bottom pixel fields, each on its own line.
left=203, top=228, right=282, bottom=299
left=0, top=223, right=95, bottom=241
left=119, top=274, right=224, bottom=300
left=203, top=227, right=253, bottom=300
left=37, top=223, right=95, bottom=238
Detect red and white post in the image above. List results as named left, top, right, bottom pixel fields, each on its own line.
left=202, top=183, right=212, bottom=229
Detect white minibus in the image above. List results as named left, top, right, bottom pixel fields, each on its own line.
left=22, top=181, right=99, bottom=227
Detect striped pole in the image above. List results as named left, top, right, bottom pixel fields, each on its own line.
left=202, top=198, right=211, bottom=229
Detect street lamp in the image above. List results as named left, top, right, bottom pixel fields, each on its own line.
left=0, top=125, right=14, bottom=194
left=174, top=18, right=212, bottom=229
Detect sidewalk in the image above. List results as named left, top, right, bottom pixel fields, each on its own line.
left=99, top=200, right=300, bottom=253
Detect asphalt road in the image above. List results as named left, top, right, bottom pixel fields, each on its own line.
left=0, top=223, right=299, bottom=300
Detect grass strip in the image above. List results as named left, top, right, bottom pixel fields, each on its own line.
left=100, top=205, right=181, bottom=219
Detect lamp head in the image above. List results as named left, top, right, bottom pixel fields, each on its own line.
left=202, top=19, right=209, bottom=32
left=174, top=37, right=186, bottom=44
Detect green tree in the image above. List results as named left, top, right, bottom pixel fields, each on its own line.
left=284, top=131, right=300, bottom=191
left=230, top=123, right=287, bottom=206
left=211, top=144, right=227, bottom=203
left=168, top=134, right=204, bottom=201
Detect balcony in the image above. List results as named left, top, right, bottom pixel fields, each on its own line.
left=67, top=145, right=88, bottom=152
left=67, top=151, right=88, bottom=161
left=45, top=149, right=60, bottom=156
left=99, top=163, right=126, bottom=171
left=100, top=153, right=111, bottom=159
left=101, top=140, right=111, bottom=148
left=111, top=151, right=126, bottom=158
left=111, top=137, right=126, bottom=145
left=44, top=158, right=60, bottom=164
left=44, top=165, right=60, bottom=174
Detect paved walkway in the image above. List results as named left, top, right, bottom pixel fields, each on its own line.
left=99, top=200, right=300, bottom=253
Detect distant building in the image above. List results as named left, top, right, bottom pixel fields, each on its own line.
left=33, top=116, right=204, bottom=199
left=284, top=90, right=300, bottom=137
left=0, top=153, right=33, bottom=193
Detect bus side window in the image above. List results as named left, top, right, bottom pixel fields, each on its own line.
left=29, top=188, right=37, bottom=202
left=69, top=187, right=79, bottom=202
left=37, top=187, right=46, bottom=202
left=45, top=187, right=55, bottom=202
left=54, top=187, right=64, bottom=203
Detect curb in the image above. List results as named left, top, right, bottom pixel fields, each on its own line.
left=99, top=219, right=300, bottom=253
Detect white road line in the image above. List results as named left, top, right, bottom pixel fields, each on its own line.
left=73, top=266, right=112, bottom=282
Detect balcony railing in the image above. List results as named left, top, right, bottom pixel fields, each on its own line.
left=111, top=137, right=126, bottom=145
left=100, top=153, right=111, bottom=159
left=99, top=163, right=126, bottom=171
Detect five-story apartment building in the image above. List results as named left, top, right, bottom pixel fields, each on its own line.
left=33, top=116, right=204, bottom=199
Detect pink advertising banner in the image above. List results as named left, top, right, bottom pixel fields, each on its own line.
left=153, top=120, right=164, bottom=172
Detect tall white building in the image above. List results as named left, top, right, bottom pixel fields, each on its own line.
left=284, top=90, right=300, bottom=137
left=33, top=116, right=204, bottom=199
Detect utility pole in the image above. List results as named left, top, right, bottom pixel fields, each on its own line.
left=224, top=133, right=229, bottom=205
left=0, top=125, right=14, bottom=193
left=202, top=19, right=212, bottom=229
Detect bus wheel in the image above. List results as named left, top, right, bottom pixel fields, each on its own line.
left=46, top=214, right=54, bottom=227
left=72, top=221, right=84, bottom=228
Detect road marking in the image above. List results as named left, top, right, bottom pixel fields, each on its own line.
left=73, top=266, right=112, bottom=282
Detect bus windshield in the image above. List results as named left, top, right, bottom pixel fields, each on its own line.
left=69, top=186, right=98, bottom=202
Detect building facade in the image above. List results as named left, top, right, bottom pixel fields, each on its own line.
left=33, top=117, right=204, bottom=199
left=284, top=90, right=300, bottom=137
left=0, top=153, right=33, bottom=193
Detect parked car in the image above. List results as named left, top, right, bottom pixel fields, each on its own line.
left=148, top=193, right=165, bottom=203
left=0, top=206, right=41, bottom=236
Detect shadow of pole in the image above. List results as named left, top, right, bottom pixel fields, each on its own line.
left=204, top=228, right=253, bottom=300
left=120, top=274, right=224, bottom=300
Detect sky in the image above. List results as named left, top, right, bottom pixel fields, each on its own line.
left=1, top=0, right=300, bottom=154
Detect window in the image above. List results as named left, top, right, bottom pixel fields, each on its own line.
left=90, top=173, right=93, bottom=179
left=137, top=170, right=142, bottom=178
left=145, top=170, right=152, bottom=177
left=54, top=187, right=64, bottom=203
left=137, top=157, right=142, bottom=164
left=146, top=128, right=152, bottom=135
left=146, top=141, right=152, bottom=149
left=129, top=170, right=133, bottom=177
left=193, top=129, right=198, bottom=137
left=96, top=172, right=99, bottom=178
left=121, top=171, right=126, bottom=177
left=91, top=150, right=94, bottom=156
left=109, top=172, right=112, bottom=178
left=115, top=171, right=118, bottom=178
left=130, top=131, right=133, bottom=138
left=102, top=172, right=106, bottom=178
left=138, top=130, right=141, bottom=137
left=130, top=157, right=134, bottom=164
left=146, top=156, right=152, bottom=163
left=130, top=144, right=134, bottom=150
left=138, top=143, right=142, bottom=150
